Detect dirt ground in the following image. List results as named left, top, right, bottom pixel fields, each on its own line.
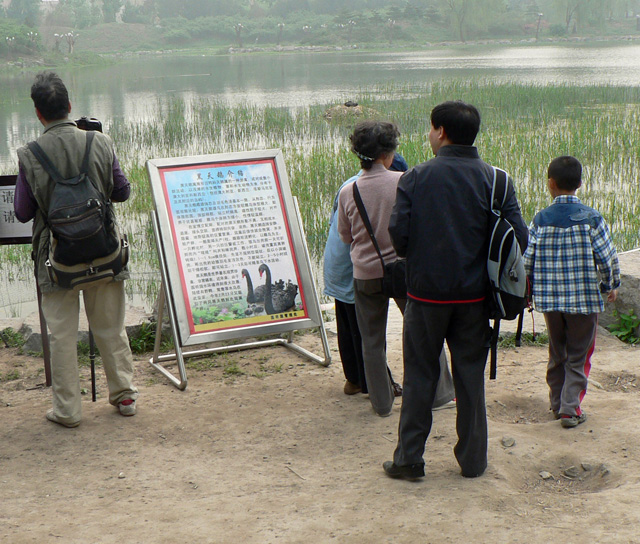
left=1, top=306, right=640, bottom=544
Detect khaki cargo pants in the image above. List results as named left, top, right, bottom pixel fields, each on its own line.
left=42, top=280, right=138, bottom=426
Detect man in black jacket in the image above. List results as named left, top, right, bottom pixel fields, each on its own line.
left=383, top=101, right=528, bottom=479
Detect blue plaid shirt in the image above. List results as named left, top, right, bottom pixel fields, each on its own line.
left=523, top=195, right=620, bottom=314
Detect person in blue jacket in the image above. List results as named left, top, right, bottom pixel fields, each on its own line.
left=324, top=152, right=455, bottom=412
left=323, top=154, right=407, bottom=398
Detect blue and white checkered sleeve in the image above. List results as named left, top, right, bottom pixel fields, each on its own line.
left=591, top=217, right=621, bottom=292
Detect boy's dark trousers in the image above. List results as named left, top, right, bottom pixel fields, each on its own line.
left=544, top=312, right=598, bottom=417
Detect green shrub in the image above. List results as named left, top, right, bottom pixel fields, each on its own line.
left=607, top=310, right=640, bottom=344
left=129, top=321, right=158, bottom=353
left=497, top=331, right=549, bottom=348
left=0, top=328, right=26, bottom=348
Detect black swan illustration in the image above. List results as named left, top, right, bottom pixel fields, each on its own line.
left=241, top=268, right=266, bottom=304
left=258, top=263, right=298, bottom=315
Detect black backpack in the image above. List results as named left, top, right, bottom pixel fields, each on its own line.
left=27, top=131, right=128, bottom=289
left=487, top=167, right=528, bottom=379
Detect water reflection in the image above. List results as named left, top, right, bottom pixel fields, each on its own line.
left=2, top=45, right=639, bottom=316
left=3, top=44, right=640, bottom=170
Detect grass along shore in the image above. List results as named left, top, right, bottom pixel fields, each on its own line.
left=113, top=81, right=640, bottom=257
left=1, top=80, right=639, bottom=314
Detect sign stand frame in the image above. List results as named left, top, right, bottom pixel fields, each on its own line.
left=148, top=209, right=331, bottom=390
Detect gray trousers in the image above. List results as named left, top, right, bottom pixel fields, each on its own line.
left=393, top=300, right=490, bottom=477
left=354, top=278, right=454, bottom=415
left=544, top=312, right=598, bottom=417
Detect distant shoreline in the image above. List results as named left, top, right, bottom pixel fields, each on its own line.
left=4, top=32, right=640, bottom=71
left=102, top=33, right=640, bottom=58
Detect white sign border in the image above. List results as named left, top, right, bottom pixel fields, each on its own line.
left=146, top=149, right=324, bottom=348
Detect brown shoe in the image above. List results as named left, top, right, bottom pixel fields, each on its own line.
left=343, top=381, right=362, bottom=395
left=392, top=382, right=403, bottom=397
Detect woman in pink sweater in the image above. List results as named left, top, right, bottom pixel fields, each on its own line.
left=338, top=120, right=454, bottom=417
left=338, top=120, right=404, bottom=416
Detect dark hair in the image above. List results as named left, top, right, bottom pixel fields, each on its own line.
left=30, top=71, right=69, bottom=122
left=548, top=156, right=582, bottom=191
left=430, top=101, right=480, bottom=145
left=350, top=120, right=400, bottom=170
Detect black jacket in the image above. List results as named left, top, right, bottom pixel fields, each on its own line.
left=389, top=145, right=528, bottom=303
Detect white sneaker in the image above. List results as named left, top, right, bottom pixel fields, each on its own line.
left=118, top=399, right=137, bottom=416
left=432, top=400, right=456, bottom=411
left=46, top=409, right=80, bottom=428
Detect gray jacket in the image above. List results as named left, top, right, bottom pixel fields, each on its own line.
left=16, top=120, right=128, bottom=291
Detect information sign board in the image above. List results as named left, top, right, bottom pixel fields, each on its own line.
left=0, top=175, right=32, bottom=245
left=146, top=150, right=326, bottom=351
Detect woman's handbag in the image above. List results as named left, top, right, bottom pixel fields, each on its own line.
left=352, top=182, right=407, bottom=299
left=382, top=258, right=407, bottom=299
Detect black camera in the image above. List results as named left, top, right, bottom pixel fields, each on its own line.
left=75, top=116, right=103, bottom=132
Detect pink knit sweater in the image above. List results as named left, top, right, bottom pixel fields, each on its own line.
left=337, top=163, right=402, bottom=280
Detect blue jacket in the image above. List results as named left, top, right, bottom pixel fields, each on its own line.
left=323, top=174, right=360, bottom=303
left=323, top=154, right=408, bottom=303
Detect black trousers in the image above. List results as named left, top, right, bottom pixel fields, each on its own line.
left=335, top=299, right=368, bottom=393
left=393, top=300, right=491, bottom=477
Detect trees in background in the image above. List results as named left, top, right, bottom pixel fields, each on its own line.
left=6, top=0, right=40, bottom=27
left=0, top=16, right=41, bottom=54
left=102, top=0, right=123, bottom=23
left=1, top=0, right=640, bottom=56
left=445, top=0, right=469, bottom=42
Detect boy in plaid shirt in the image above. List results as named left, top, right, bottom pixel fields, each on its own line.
left=523, top=156, right=620, bottom=428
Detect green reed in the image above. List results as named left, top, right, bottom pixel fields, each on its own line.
left=3, top=80, right=638, bottom=313
left=110, top=81, right=640, bottom=264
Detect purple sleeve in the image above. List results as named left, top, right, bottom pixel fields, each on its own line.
left=14, top=163, right=38, bottom=223
left=111, top=155, right=131, bottom=202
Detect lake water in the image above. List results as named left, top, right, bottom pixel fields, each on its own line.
left=1, top=43, right=639, bottom=317
left=2, top=43, right=640, bottom=170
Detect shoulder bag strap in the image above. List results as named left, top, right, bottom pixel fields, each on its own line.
left=491, top=166, right=508, bottom=213
left=353, top=181, right=386, bottom=272
left=79, top=130, right=95, bottom=176
left=27, top=141, right=65, bottom=183
left=27, top=130, right=95, bottom=183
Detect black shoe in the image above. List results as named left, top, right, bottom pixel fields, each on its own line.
left=461, top=469, right=485, bottom=478
left=392, top=382, right=403, bottom=397
left=382, top=461, right=425, bottom=480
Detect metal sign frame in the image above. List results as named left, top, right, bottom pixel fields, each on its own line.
left=146, top=150, right=331, bottom=389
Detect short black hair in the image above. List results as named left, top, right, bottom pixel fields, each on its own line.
left=430, top=101, right=480, bottom=145
left=548, top=156, right=582, bottom=191
left=350, top=120, right=400, bottom=170
left=30, top=71, right=69, bottom=122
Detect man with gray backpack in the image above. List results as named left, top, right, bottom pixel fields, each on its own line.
left=383, top=101, right=528, bottom=480
left=15, top=71, right=138, bottom=428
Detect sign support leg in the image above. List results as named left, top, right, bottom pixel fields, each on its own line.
left=149, top=281, right=188, bottom=390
